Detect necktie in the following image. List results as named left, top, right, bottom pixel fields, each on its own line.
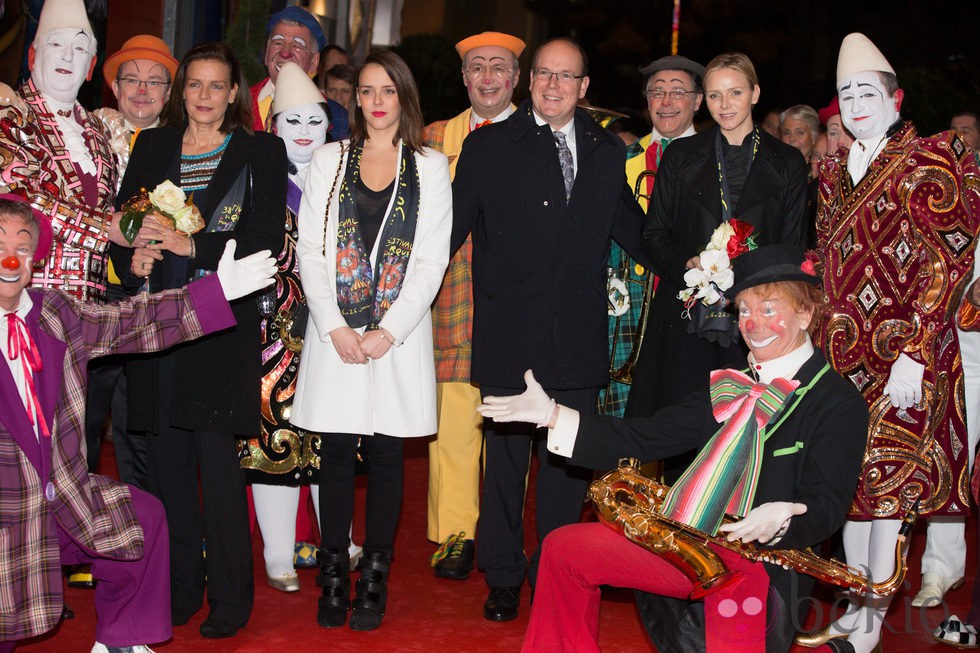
left=661, top=368, right=798, bottom=534
left=656, top=137, right=673, bottom=167
left=5, top=312, right=50, bottom=438
left=554, top=131, right=574, bottom=200
left=474, top=119, right=492, bottom=130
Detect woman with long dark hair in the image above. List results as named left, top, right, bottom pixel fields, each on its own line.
left=109, top=41, right=287, bottom=638
left=291, top=49, right=451, bottom=631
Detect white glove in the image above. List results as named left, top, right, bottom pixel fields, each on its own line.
left=215, top=240, right=276, bottom=301
left=477, top=369, right=557, bottom=428
left=882, top=353, right=924, bottom=409
left=717, top=501, right=807, bottom=544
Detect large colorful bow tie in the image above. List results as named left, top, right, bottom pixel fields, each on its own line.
left=662, top=368, right=799, bottom=534
left=6, top=312, right=50, bottom=438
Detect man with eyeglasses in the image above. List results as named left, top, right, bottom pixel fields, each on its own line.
left=601, top=55, right=705, bottom=419
left=422, top=31, right=525, bottom=584
left=77, top=35, right=178, bottom=505
left=249, top=6, right=348, bottom=141
left=452, top=37, right=650, bottom=622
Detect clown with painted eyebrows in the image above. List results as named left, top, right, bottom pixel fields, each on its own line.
left=798, top=33, right=980, bottom=653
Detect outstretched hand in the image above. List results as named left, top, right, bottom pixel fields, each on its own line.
left=477, top=369, right=557, bottom=428
left=215, top=240, right=276, bottom=301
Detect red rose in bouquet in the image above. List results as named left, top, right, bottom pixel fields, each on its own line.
left=726, top=219, right=756, bottom=259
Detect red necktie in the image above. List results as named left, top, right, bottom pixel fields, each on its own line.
left=6, top=312, right=50, bottom=438
left=475, top=119, right=492, bottom=130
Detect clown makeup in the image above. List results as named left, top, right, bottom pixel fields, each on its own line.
left=113, top=59, right=171, bottom=129
left=736, top=288, right=812, bottom=362
left=0, top=216, right=37, bottom=312
left=463, top=45, right=518, bottom=121
left=32, top=28, right=96, bottom=104
left=825, top=114, right=853, bottom=154
left=275, top=102, right=329, bottom=168
left=837, top=71, right=900, bottom=140
left=645, top=68, right=702, bottom=139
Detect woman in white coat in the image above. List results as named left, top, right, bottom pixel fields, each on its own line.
left=291, top=49, right=451, bottom=632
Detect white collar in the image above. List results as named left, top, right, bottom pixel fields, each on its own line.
left=847, top=133, right=889, bottom=185
left=0, top=291, right=32, bottom=323
left=469, top=104, right=515, bottom=131
left=258, top=78, right=275, bottom=102
left=532, top=110, right=575, bottom=138
left=124, top=117, right=160, bottom=132
left=650, top=124, right=696, bottom=143
left=746, top=336, right=814, bottom=383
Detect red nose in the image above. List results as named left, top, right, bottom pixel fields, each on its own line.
left=1, top=256, right=19, bottom=270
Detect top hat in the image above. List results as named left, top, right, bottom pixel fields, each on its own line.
left=728, top=244, right=820, bottom=298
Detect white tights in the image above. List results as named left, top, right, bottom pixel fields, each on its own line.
left=252, top=484, right=360, bottom=577
left=829, top=519, right=903, bottom=653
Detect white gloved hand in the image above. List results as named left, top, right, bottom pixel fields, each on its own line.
left=215, top=240, right=276, bottom=301
left=882, top=353, right=925, bottom=409
left=717, top=501, right=807, bottom=544
left=477, top=369, right=557, bottom=428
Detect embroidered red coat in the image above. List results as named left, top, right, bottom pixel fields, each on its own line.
left=817, top=121, right=980, bottom=519
left=0, top=80, right=117, bottom=302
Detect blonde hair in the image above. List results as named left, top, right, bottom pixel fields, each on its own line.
left=704, top=52, right=759, bottom=89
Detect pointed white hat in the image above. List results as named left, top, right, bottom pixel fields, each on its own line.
left=836, top=32, right=894, bottom=87
left=272, top=62, right=326, bottom=116
left=36, top=0, right=94, bottom=39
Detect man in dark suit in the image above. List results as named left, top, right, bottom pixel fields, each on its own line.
left=451, top=37, right=649, bottom=621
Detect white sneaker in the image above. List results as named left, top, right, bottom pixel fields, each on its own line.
left=911, top=572, right=965, bottom=608
left=92, top=643, right=156, bottom=653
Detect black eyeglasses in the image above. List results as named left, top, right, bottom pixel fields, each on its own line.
left=532, top=69, right=585, bottom=83
left=118, top=78, right=170, bottom=90
left=643, top=89, right=697, bottom=100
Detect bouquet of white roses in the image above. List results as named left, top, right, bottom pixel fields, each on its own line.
left=119, top=180, right=205, bottom=244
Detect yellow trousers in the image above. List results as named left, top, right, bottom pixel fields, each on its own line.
left=427, top=381, right=483, bottom=542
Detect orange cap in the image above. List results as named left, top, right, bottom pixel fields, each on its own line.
left=455, top=32, right=525, bottom=60
left=103, top=35, right=178, bottom=84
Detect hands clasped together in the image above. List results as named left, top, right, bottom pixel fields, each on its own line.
left=329, top=325, right=396, bottom=364
left=123, top=212, right=196, bottom=278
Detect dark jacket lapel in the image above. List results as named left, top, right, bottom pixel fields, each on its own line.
left=200, top=129, right=253, bottom=221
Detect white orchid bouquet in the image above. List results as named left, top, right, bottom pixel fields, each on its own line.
left=119, top=180, right=205, bottom=244
left=677, top=218, right=757, bottom=309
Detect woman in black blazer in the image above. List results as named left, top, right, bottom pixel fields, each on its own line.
left=109, top=41, right=286, bottom=638
left=626, top=53, right=808, bottom=479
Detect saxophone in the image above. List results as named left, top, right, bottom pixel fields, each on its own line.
left=589, top=459, right=916, bottom=599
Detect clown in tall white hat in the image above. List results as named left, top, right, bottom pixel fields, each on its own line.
left=795, top=32, right=980, bottom=653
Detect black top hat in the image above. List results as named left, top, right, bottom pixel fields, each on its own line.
left=728, top=244, right=821, bottom=298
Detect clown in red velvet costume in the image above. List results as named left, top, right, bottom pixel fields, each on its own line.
left=807, top=33, right=980, bottom=653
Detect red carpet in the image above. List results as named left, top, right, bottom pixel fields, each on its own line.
left=16, top=439, right=976, bottom=652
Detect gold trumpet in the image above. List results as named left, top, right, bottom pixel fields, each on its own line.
left=607, top=169, right=657, bottom=384
left=589, top=459, right=916, bottom=599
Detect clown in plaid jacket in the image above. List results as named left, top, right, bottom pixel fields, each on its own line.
left=0, top=275, right=234, bottom=640
left=0, top=80, right=117, bottom=302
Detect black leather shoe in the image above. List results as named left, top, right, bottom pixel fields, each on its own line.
left=316, top=549, right=351, bottom=628
left=484, top=586, right=520, bottom=622
left=434, top=538, right=475, bottom=580
left=199, top=615, right=242, bottom=638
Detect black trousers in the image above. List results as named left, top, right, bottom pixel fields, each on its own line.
left=319, top=433, right=404, bottom=557
left=476, top=385, right=597, bottom=589
left=84, top=359, right=148, bottom=487
left=144, top=408, right=253, bottom=628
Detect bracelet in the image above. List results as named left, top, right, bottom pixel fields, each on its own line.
left=379, top=329, right=396, bottom=346
left=187, top=235, right=196, bottom=259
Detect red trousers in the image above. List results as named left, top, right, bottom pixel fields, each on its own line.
left=523, top=522, right=771, bottom=652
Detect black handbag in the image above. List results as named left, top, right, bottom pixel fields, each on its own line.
left=686, top=297, right=739, bottom=347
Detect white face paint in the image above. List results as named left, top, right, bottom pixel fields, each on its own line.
left=837, top=71, right=900, bottom=140
left=32, top=28, right=95, bottom=104
left=275, top=102, right=328, bottom=167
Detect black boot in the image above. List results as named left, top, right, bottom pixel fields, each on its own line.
left=350, top=550, right=390, bottom=631
left=316, top=548, right=350, bottom=628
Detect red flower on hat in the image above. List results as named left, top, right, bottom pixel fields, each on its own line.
left=801, top=250, right=820, bottom=276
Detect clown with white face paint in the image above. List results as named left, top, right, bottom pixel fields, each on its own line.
left=243, top=61, right=359, bottom=595
left=0, top=0, right=139, bottom=305
left=807, top=32, right=980, bottom=653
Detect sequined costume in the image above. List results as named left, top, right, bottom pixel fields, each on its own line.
left=817, top=121, right=980, bottom=519
left=239, top=180, right=320, bottom=485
